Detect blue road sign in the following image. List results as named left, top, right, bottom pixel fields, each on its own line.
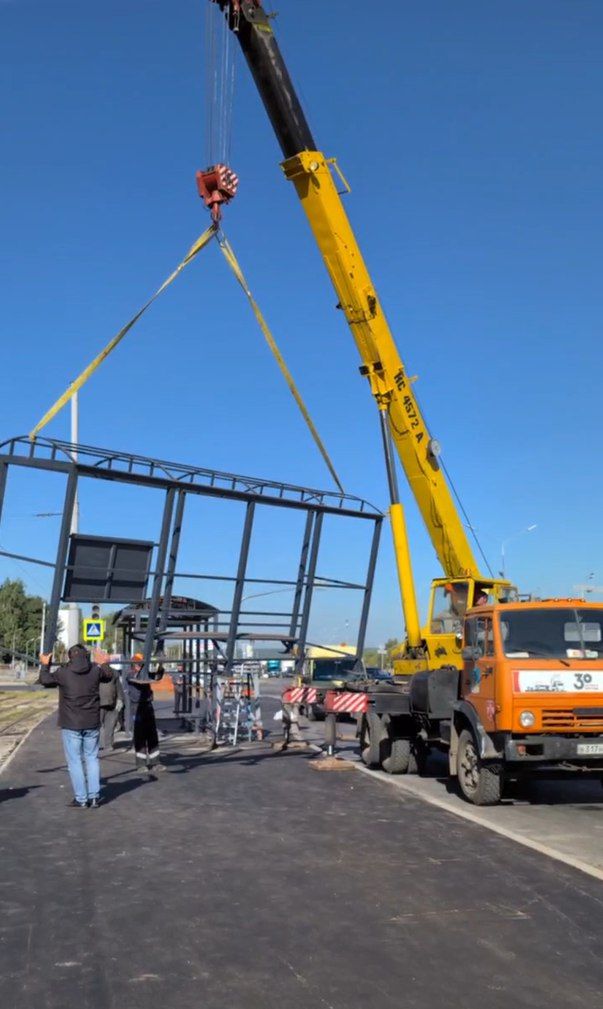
left=83, top=619, right=105, bottom=642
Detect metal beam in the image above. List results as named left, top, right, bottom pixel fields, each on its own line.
left=225, top=501, right=256, bottom=669
left=295, top=510, right=323, bottom=675
left=141, top=487, right=175, bottom=671
left=289, top=510, right=314, bottom=638
left=355, top=517, right=383, bottom=660
left=157, top=490, right=186, bottom=638
left=0, top=462, right=8, bottom=527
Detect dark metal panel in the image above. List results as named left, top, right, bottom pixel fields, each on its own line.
left=63, top=534, right=154, bottom=602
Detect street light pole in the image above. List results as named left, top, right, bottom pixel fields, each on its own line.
left=39, top=600, right=46, bottom=655
left=500, top=524, right=537, bottom=578
left=71, top=392, right=79, bottom=535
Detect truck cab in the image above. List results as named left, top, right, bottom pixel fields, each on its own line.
left=300, top=644, right=363, bottom=720
left=451, top=599, right=603, bottom=803
left=392, top=577, right=516, bottom=677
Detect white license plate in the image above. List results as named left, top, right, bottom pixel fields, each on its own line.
left=577, top=742, right=603, bottom=755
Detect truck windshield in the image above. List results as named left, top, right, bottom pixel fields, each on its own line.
left=311, top=658, right=358, bottom=681
left=499, top=609, right=603, bottom=659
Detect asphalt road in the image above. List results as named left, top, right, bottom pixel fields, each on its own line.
left=276, top=677, right=603, bottom=878
left=1, top=685, right=602, bottom=1009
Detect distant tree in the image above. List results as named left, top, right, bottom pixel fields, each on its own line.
left=0, top=579, right=46, bottom=662
left=384, top=637, right=401, bottom=669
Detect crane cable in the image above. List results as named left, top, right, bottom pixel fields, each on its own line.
left=204, top=1, right=235, bottom=167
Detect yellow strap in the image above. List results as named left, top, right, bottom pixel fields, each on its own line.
left=29, top=225, right=217, bottom=441
left=217, top=233, right=344, bottom=494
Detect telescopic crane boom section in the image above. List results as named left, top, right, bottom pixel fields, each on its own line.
left=214, top=0, right=477, bottom=581
left=210, top=1, right=511, bottom=667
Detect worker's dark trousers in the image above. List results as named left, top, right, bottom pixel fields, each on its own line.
left=133, top=702, right=159, bottom=764
left=100, top=705, right=119, bottom=750
left=174, top=687, right=183, bottom=716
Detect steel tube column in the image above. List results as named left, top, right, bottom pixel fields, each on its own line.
left=157, top=490, right=186, bottom=637
left=0, top=462, right=8, bottom=527
left=141, top=488, right=176, bottom=672
left=225, top=501, right=256, bottom=669
left=355, top=517, right=383, bottom=661
left=288, top=510, right=314, bottom=638
left=44, top=469, right=78, bottom=653
left=294, top=510, right=323, bottom=675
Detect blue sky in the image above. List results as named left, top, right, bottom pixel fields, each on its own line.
left=1, top=0, right=602, bottom=644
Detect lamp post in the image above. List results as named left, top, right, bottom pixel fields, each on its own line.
left=500, top=524, right=537, bottom=578
left=39, top=600, right=46, bottom=655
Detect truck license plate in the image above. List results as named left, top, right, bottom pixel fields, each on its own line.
left=577, top=742, right=603, bottom=755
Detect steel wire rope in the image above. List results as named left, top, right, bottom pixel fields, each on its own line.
left=204, top=1, right=236, bottom=167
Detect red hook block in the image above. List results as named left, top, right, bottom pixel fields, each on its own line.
left=196, top=164, right=239, bottom=223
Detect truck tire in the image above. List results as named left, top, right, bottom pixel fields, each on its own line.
left=382, top=737, right=410, bottom=774
left=457, top=728, right=502, bottom=806
left=360, top=712, right=384, bottom=768
left=324, top=713, right=336, bottom=751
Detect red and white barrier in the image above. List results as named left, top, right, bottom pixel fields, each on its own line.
left=282, top=686, right=318, bottom=705
left=324, top=690, right=369, bottom=714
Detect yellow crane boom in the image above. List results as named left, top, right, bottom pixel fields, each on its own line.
left=211, top=1, right=511, bottom=668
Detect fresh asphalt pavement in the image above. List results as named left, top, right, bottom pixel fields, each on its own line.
left=0, top=683, right=602, bottom=1009
left=287, top=677, right=603, bottom=879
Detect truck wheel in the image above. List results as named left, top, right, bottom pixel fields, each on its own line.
left=360, top=712, right=383, bottom=768
left=457, top=729, right=502, bottom=806
left=382, top=737, right=410, bottom=774
left=324, top=713, right=336, bottom=751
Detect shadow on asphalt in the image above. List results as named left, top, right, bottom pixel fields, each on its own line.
left=102, top=774, right=156, bottom=804
left=160, top=745, right=315, bottom=774
left=0, top=784, right=43, bottom=804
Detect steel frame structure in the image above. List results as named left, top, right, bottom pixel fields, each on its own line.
left=0, top=436, right=383, bottom=676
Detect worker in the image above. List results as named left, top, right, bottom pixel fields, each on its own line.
left=39, top=643, right=113, bottom=808
left=474, top=590, right=489, bottom=606
left=99, top=662, right=124, bottom=753
left=172, top=663, right=185, bottom=727
left=432, top=582, right=469, bottom=633
left=126, top=653, right=165, bottom=772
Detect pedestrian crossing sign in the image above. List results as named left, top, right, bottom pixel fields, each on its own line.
left=83, top=619, right=105, bottom=642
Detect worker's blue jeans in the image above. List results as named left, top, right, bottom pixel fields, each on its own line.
left=61, top=728, right=100, bottom=804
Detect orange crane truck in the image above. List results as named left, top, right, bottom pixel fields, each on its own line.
left=207, top=0, right=603, bottom=803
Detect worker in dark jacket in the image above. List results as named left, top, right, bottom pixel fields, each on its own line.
left=126, top=652, right=164, bottom=772
left=99, top=663, right=125, bottom=753
left=39, top=643, right=113, bottom=808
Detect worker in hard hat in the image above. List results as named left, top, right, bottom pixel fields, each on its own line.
left=126, top=653, right=165, bottom=773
